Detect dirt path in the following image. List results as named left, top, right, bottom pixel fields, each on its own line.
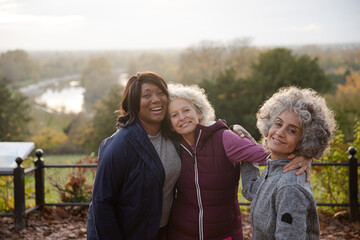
left=1, top=206, right=359, bottom=239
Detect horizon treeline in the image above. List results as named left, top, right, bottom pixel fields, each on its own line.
left=1, top=38, right=360, bottom=154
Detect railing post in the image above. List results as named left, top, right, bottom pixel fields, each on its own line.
left=13, top=157, right=26, bottom=232
left=348, top=146, right=359, bottom=222
left=35, top=149, right=45, bottom=209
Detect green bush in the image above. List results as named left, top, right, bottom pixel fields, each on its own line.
left=312, top=121, right=360, bottom=213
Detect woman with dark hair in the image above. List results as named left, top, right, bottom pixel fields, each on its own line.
left=87, top=71, right=181, bottom=240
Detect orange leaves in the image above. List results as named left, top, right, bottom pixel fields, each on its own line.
left=336, top=72, right=360, bottom=97
left=55, top=155, right=96, bottom=203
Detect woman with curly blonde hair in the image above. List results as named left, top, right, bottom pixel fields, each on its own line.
left=241, top=86, right=337, bottom=240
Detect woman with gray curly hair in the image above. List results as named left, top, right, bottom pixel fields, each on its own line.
left=257, top=86, right=336, bottom=159
left=241, top=86, right=336, bottom=240
left=166, top=84, right=313, bottom=240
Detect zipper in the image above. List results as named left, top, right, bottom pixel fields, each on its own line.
left=181, top=129, right=204, bottom=240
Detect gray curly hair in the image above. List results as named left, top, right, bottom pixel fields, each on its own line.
left=168, top=83, right=215, bottom=125
left=257, top=86, right=337, bottom=159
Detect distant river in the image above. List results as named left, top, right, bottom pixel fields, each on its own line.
left=35, top=81, right=85, bottom=114
left=20, top=75, right=85, bottom=114
left=20, top=70, right=127, bottom=114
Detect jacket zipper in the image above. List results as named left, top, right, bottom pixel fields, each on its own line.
left=181, top=129, right=204, bottom=240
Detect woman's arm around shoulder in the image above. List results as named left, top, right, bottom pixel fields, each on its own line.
left=222, top=129, right=268, bottom=164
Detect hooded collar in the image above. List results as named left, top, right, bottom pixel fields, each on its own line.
left=181, top=119, right=228, bottom=151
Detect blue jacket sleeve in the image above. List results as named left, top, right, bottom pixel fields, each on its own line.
left=90, top=135, right=128, bottom=239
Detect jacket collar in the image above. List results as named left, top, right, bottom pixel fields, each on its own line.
left=194, top=119, right=228, bottom=149
left=264, top=158, right=291, bottom=176
left=180, top=119, right=228, bottom=152
left=126, top=122, right=165, bottom=186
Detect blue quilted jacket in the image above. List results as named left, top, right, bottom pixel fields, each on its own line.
left=87, top=122, right=165, bottom=240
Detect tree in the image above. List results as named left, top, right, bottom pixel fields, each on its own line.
left=326, top=71, right=360, bottom=141
left=245, top=48, right=331, bottom=101
left=75, top=84, right=123, bottom=153
left=0, top=50, right=37, bottom=86
left=224, top=38, right=260, bottom=79
left=176, top=38, right=258, bottom=84
left=30, top=127, right=68, bottom=153
left=81, top=57, right=117, bottom=112
left=0, top=77, right=31, bottom=141
left=201, top=48, right=332, bottom=140
left=177, top=40, right=226, bottom=84
left=200, top=68, right=261, bottom=139
left=243, top=48, right=332, bottom=137
left=133, top=51, right=179, bottom=83
left=343, top=48, right=360, bottom=72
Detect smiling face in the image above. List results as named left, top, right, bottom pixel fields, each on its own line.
left=267, top=111, right=303, bottom=159
left=137, top=82, right=168, bottom=135
left=168, top=98, right=202, bottom=146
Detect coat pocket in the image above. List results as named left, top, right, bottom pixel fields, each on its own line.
left=252, top=210, right=276, bottom=238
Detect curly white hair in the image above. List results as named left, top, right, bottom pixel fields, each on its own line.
left=257, top=86, right=337, bottom=159
left=168, top=83, right=215, bottom=125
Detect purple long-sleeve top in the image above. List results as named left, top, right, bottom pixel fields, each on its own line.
left=222, top=130, right=269, bottom=165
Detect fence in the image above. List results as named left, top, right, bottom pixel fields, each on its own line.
left=0, top=147, right=359, bottom=232
left=0, top=149, right=96, bottom=232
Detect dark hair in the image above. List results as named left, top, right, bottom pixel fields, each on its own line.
left=116, top=71, right=173, bottom=138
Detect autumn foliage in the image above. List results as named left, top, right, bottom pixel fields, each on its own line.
left=327, top=72, right=360, bottom=141
left=50, top=156, right=97, bottom=203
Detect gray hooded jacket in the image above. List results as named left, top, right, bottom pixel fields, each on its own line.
left=241, top=158, right=320, bottom=240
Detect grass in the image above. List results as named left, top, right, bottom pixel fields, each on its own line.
left=44, top=154, right=87, bottom=164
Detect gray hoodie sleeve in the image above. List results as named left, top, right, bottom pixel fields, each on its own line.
left=240, top=161, right=261, bottom=201
left=274, top=185, right=319, bottom=239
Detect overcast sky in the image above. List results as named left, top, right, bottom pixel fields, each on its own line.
left=0, top=0, right=359, bottom=51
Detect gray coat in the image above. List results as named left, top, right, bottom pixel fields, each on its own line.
left=241, top=158, right=320, bottom=240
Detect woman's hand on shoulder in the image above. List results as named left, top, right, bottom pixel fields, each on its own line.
left=230, top=124, right=257, bottom=144
left=283, top=154, right=312, bottom=182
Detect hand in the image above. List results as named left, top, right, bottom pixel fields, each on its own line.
left=283, top=154, right=312, bottom=182
left=231, top=124, right=257, bottom=144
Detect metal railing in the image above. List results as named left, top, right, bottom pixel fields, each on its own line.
left=0, top=147, right=359, bottom=232
left=0, top=149, right=96, bottom=231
